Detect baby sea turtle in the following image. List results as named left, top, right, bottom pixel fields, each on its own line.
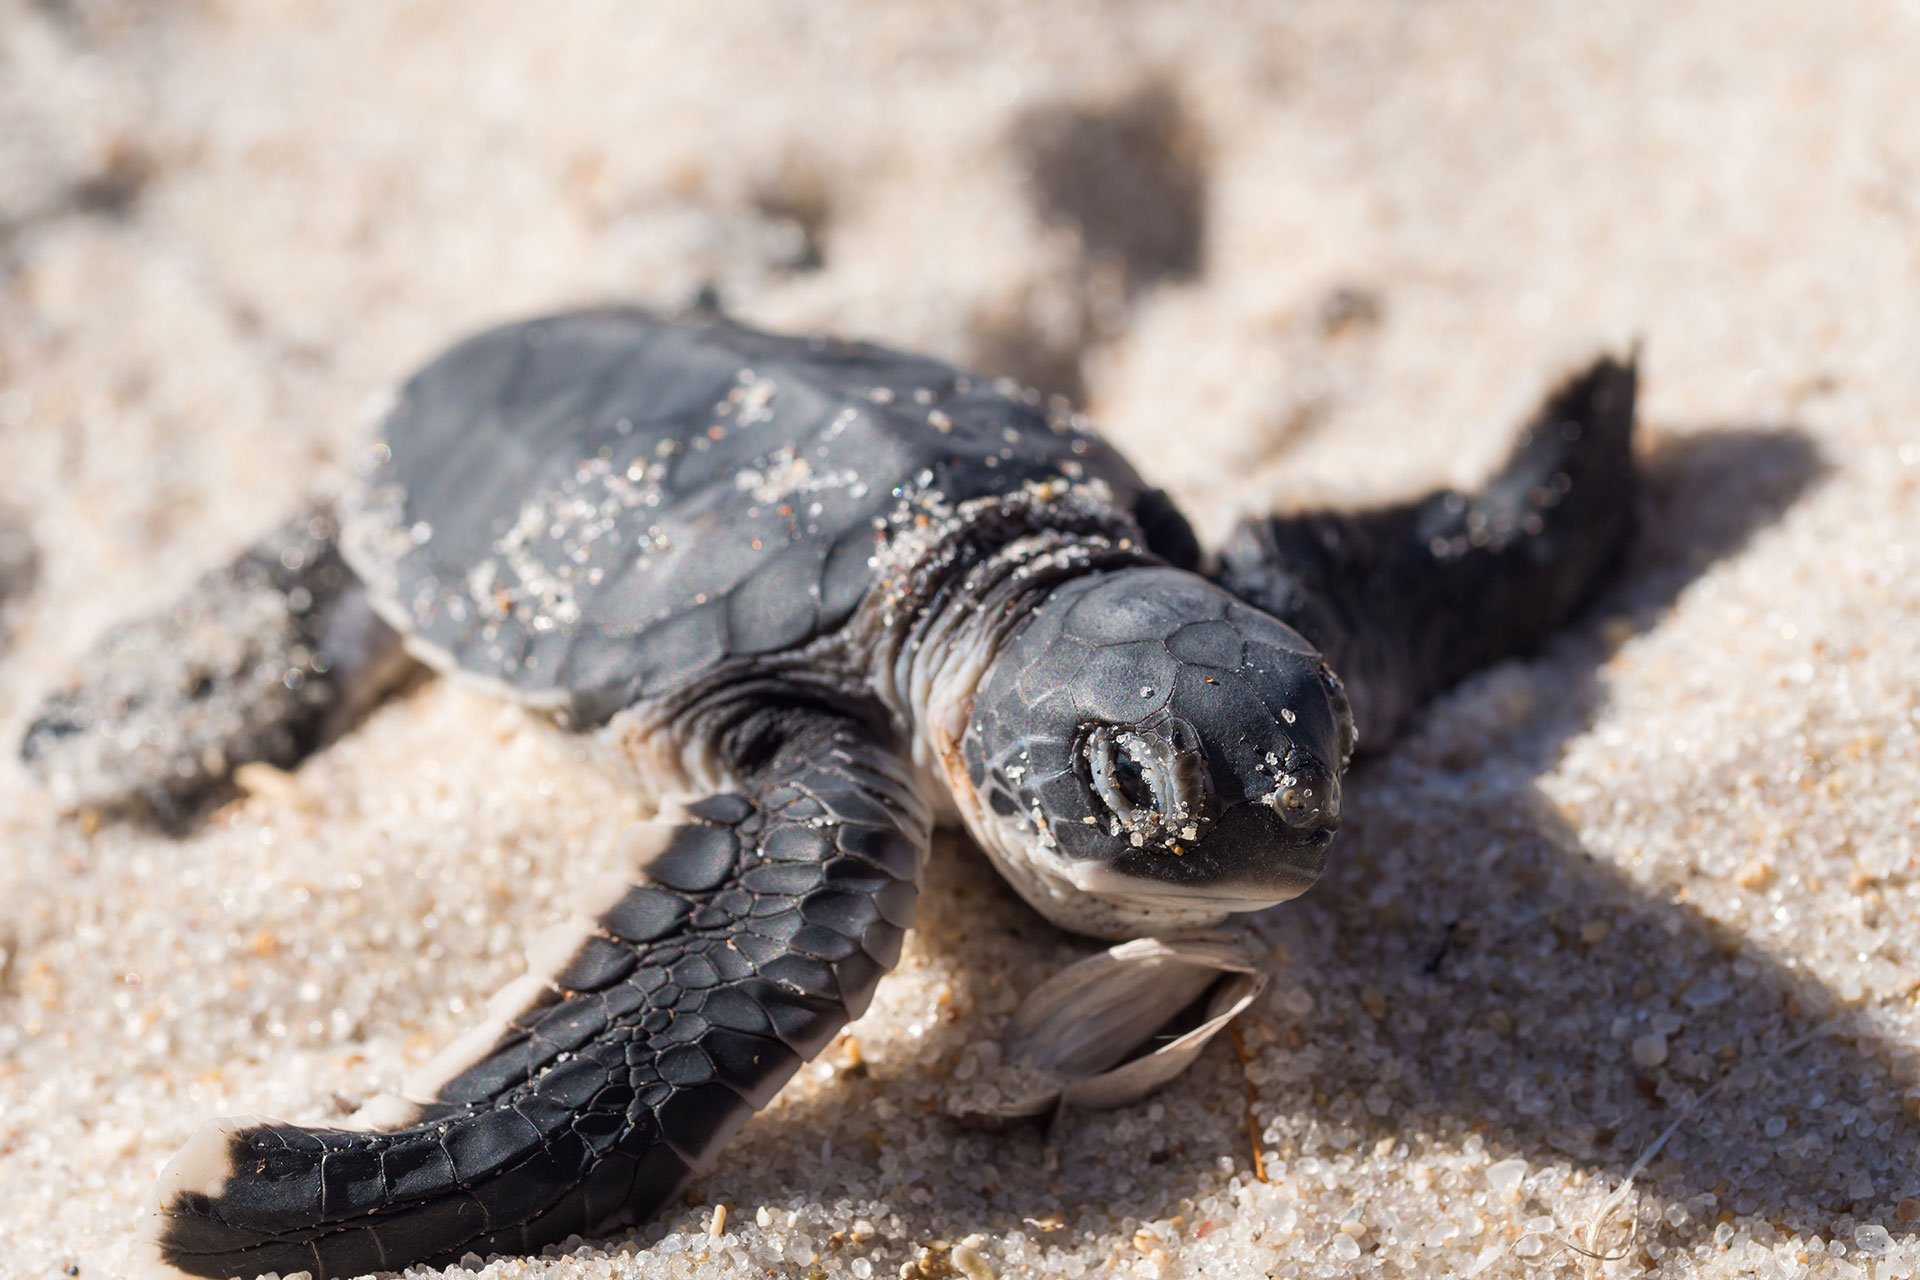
left=23, top=309, right=1638, bottom=1279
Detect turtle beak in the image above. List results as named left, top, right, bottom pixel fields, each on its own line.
left=1100, top=798, right=1336, bottom=910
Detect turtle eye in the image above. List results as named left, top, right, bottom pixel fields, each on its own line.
left=1077, top=719, right=1214, bottom=844
left=1087, top=727, right=1159, bottom=821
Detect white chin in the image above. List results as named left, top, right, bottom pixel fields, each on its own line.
left=952, top=782, right=1278, bottom=940
left=1041, top=891, right=1239, bottom=941
left=1066, top=861, right=1299, bottom=915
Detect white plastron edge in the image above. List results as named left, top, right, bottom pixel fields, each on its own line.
left=957, top=930, right=1267, bottom=1118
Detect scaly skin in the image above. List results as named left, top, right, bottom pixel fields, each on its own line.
left=147, top=714, right=927, bottom=1279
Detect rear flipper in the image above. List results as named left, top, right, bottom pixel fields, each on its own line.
left=142, top=712, right=929, bottom=1280
left=20, top=507, right=417, bottom=829
left=1216, top=355, right=1638, bottom=749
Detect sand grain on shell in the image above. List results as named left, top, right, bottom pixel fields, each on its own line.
left=3, top=2, right=1920, bottom=1278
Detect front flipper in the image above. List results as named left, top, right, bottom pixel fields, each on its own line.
left=21, top=507, right=417, bottom=829
left=142, top=714, right=928, bottom=1280
left=1217, top=355, right=1638, bottom=749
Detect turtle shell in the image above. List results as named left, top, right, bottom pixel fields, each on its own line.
left=346, top=309, right=1188, bottom=725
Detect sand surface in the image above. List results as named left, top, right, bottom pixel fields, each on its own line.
left=3, top=2, right=1919, bottom=1278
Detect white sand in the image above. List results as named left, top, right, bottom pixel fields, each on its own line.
left=3, top=2, right=1919, bottom=1278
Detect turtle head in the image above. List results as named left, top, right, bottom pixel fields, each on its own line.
left=954, top=566, right=1357, bottom=940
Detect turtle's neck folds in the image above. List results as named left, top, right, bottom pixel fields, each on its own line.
left=856, top=480, right=1156, bottom=817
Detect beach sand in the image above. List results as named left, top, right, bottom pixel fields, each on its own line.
left=2, top=3, right=1918, bottom=1277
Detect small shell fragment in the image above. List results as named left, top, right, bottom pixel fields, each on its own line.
left=954, top=931, right=1267, bottom=1117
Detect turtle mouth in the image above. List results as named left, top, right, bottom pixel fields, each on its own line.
left=1075, top=801, right=1336, bottom=911
left=1063, top=861, right=1314, bottom=915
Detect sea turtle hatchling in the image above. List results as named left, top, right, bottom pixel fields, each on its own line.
left=23, top=309, right=1638, bottom=1279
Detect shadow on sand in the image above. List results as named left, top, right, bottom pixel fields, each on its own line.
left=1236, top=422, right=1920, bottom=1243
left=690, top=423, right=1920, bottom=1266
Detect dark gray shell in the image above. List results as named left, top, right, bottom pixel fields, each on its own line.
left=348, top=309, right=1184, bottom=725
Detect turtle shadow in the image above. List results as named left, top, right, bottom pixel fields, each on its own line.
left=682, top=422, right=1919, bottom=1263
left=0, top=508, right=38, bottom=647
left=1237, top=422, right=1920, bottom=1247
left=1269, top=765, right=1920, bottom=1248
left=969, top=86, right=1211, bottom=404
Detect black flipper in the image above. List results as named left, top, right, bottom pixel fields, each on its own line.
left=20, top=507, right=416, bottom=829
left=1215, top=355, right=1638, bottom=750
left=143, top=713, right=929, bottom=1280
